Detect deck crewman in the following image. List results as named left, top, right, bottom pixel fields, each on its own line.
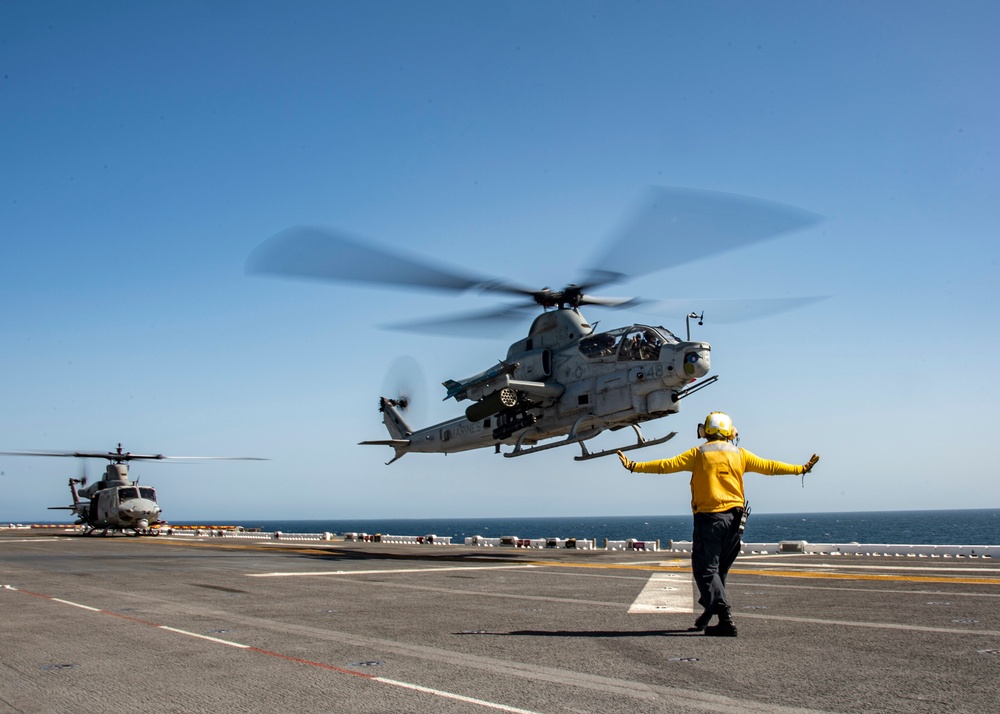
left=618, top=411, right=819, bottom=637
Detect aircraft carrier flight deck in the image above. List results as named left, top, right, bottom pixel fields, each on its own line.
left=1, top=529, right=997, bottom=713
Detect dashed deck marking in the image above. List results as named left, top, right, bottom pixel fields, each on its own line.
left=2, top=585, right=543, bottom=714
left=372, top=678, right=544, bottom=713
left=157, top=625, right=252, bottom=648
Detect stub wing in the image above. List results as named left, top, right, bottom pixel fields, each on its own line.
left=443, top=361, right=518, bottom=401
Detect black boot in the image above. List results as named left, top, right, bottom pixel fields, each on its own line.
left=691, top=608, right=713, bottom=631
left=704, top=606, right=737, bottom=637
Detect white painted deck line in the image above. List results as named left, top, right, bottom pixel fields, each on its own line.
left=627, top=570, right=694, bottom=614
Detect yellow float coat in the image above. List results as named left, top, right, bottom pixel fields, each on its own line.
left=630, top=441, right=805, bottom=513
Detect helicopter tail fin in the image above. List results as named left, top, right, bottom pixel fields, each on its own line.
left=378, top=396, right=413, bottom=439
left=358, top=397, right=414, bottom=464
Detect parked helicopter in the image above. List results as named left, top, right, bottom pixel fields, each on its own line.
left=0, top=444, right=265, bottom=535
left=246, top=186, right=823, bottom=463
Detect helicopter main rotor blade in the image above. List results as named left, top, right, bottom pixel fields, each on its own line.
left=577, top=294, right=641, bottom=308
left=0, top=450, right=267, bottom=461
left=0, top=450, right=123, bottom=459
left=153, top=456, right=270, bottom=461
left=642, top=296, right=829, bottom=324
left=381, top=304, right=539, bottom=337
left=243, top=187, right=825, bottom=331
left=581, top=186, right=823, bottom=289
left=246, top=226, right=494, bottom=293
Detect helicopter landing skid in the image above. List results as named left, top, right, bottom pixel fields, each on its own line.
left=574, top=425, right=677, bottom=461
left=503, top=423, right=603, bottom=459
left=80, top=526, right=158, bottom=537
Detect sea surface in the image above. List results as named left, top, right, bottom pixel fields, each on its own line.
left=183, top=509, right=1000, bottom=546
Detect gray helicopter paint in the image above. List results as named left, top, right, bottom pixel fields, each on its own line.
left=0, top=444, right=264, bottom=535
left=364, top=310, right=711, bottom=461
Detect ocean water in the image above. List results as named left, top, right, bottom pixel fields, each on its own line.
left=183, top=509, right=1000, bottom=546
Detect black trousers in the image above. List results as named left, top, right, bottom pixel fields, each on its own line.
left=691, top=508, right=743, bottom=613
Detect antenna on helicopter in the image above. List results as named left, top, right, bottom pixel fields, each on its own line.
left=686, top=311, right=704, bottom=341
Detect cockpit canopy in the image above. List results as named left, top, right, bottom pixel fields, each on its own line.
left=578, top=325, right=678, bottom=362
left=117, top=487, right=157, bottom=503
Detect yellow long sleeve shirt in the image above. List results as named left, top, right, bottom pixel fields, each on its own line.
left=630, top=441, right=805, bottom=514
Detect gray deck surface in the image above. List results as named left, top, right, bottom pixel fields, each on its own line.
left=1, top=530, right=997, bottom=713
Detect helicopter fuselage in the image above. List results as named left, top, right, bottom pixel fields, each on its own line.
left=364, top=309, right=712, bottom=461
left=62, top=463, right=163, bottom=532
left=84, top=483, right=161, bottom=530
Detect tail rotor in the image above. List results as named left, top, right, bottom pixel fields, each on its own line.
left=382, top=356, right=427, bottom=426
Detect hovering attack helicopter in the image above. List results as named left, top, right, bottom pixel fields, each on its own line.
left=0, top=444, right=266, bottom=535
left=247, top=186, right=823, bottom=464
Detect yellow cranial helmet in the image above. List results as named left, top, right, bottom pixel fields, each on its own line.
left=699, top=411, right=736, bottom=440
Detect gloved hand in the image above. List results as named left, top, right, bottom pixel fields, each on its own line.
left=618, top=450, right=636, bottom=472
left=802, top=454, right=820, bottom=474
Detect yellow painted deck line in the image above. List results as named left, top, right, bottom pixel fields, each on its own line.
left=729, top=568, right=1000, bottom=585
left=522, top=560, right=1000, bottom=586
left=143, top=539, right=1000, bottom=586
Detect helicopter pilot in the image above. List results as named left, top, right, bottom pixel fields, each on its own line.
left=617, top=412, right=819, bottom=637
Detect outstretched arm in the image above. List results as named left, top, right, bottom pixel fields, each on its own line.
left=743, top=450, right=820, bottom=476
left=617, top=448, right=698, bottom=474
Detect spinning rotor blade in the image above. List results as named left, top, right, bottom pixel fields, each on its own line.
left=381, top=304, right=539, bottom=337
left=577, top=294, right=641, bottom=308
left=383, top=356, right=426, bottom=405
left=0, top=450, right=134, bottom=460
left=245, top=187, right=825, bottom=331
left=0, top=449, right=266, bottom=462
left=643, top=296, right=829, bottom=324
left=477, top=282, right=640, bottom=311
left=246, top=226, right=493, bottom=292
left=150, top=456, right=270, bottom=461
left=382, top=355, right=428, bottom=424
left=582, top=186, right=822, bottom=288
left=383, top=294, right=645, bottom=336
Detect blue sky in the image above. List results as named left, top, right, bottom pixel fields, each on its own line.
left=2, top=1, right=998, bottom=522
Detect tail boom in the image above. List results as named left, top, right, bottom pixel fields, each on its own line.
left=359, top=396, right=497, bottom=463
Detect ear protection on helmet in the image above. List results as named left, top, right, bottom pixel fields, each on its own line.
left=699, top=411, right=737, bottom=440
